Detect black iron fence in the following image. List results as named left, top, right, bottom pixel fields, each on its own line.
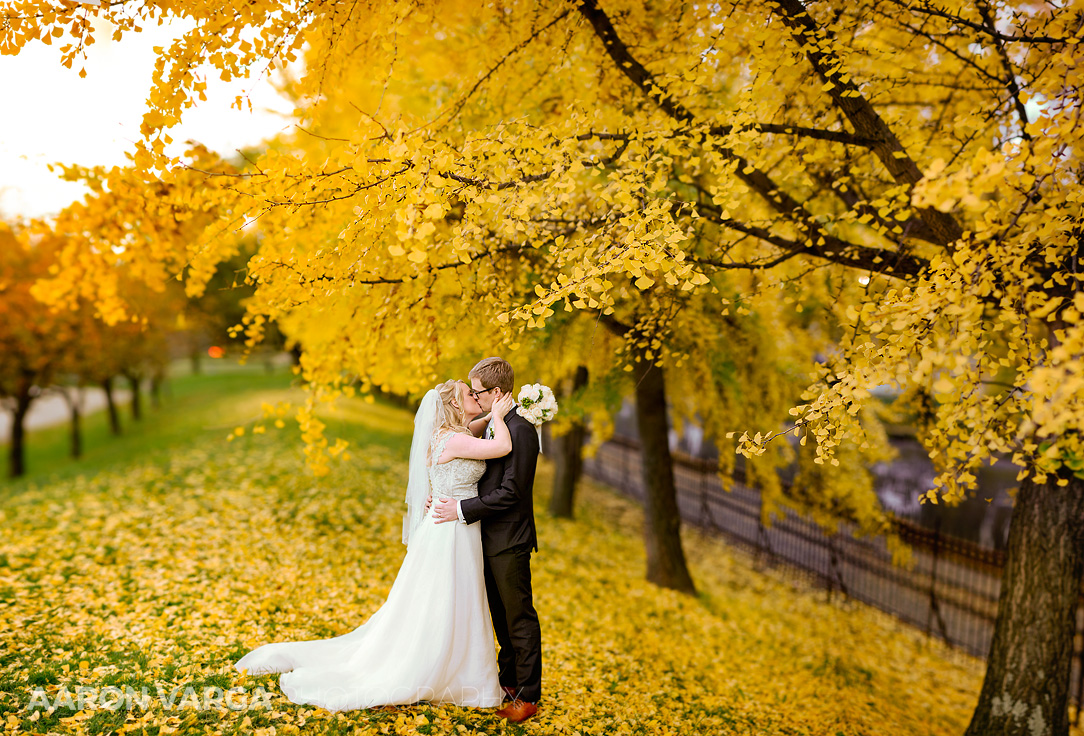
left=581, top=435, right=1084, bottom=718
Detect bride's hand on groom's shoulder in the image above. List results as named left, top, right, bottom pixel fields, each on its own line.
left=492, top=394, right=515, bottom=419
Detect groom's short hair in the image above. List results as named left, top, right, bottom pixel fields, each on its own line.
left=469, top=357, right=514, bottom=395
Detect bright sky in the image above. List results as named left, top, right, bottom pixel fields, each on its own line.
left=0, top=18, right=296, bottom=220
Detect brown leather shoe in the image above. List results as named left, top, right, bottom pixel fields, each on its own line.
left=501, top=686, right=517, bottom=702
left=495, top=700, right=538, bottom=723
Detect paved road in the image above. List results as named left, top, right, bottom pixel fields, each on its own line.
left=0, top=387, right=131, bottom=443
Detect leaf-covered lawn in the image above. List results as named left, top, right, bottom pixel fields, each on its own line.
left=1, top=391, right=996, bottom=735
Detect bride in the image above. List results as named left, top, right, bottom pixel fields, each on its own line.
left=234, top=379, right=517, bottom=711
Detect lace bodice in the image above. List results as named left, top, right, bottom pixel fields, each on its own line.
left=428, top=430, right=486, bottom=501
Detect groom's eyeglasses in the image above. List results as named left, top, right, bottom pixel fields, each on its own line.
left=469, top=387, right=497, bottom=399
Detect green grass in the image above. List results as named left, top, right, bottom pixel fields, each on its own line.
left=1, top=358, right=419, bottom=496
left=0, top=360, right=302, bottom=489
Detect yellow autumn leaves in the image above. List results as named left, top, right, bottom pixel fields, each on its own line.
left=0, top=391, right=992, bottom=736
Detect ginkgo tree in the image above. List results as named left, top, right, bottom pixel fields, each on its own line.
left=5, top=1, right=1084, bottom=734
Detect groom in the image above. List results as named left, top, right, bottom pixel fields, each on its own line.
left=432, top=357, right=542, bottom=723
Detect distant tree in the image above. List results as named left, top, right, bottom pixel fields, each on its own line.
left=0, top=226, right=77, bottom=477
left=109, top=283, right=181, bottom=422
left=548, top=364, right=588, bottom=520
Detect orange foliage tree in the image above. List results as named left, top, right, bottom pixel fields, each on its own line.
left=0, top=225, right=79, bottom=477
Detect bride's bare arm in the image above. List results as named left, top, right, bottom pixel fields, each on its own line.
left=441, top=431, right=510, bottom=461
left=440, top=396, right=515, bottom=461
left=468, top=413, right=490, bottom=437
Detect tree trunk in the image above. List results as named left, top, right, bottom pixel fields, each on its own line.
left=101, top=377, right=121, bottom=436
left=631, top=349, right=696, bottom=594
left=150, top=372, right=163, bottom=409
left=8, top=393, right=32, bottom=479
left=964, top=470, right=1084, bottom=736
left=550, top=365, right=589, bottom=519
left=190, top=349, right=202, bottom=376
left=68, top=392, right=82, bottom=459
left=126, top=374, right=142, bottom=421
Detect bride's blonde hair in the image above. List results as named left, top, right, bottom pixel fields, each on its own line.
left=433, top=379, right=469, bottom=438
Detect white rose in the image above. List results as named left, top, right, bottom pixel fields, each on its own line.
left=516, top=383, right=557, bottom=425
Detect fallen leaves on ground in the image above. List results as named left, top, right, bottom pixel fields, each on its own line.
left=0, top=395, right=1006, bottom=735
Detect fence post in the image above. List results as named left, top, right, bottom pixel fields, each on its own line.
left=826, top=530, right=834, bottom=604
left=926, top=518, right=952, bottom=645
left=755, top=493, right=767, bottom=568
left=698, top=461, right=716, bottom=530
left=827, top=524, right=849, bottom=602
left=621, top=442, right=630, bottom=493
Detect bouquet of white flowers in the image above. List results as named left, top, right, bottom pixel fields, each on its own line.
left=516, top=383, right=559, bottom=427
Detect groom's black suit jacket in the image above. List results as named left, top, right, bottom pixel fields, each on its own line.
left=459, top=409, right=539, bottom=555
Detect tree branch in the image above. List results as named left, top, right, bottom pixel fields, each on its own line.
left=578, top=0, right=926, bottom=278
left=688, top=250, right=802, bottom=271
left=707, top=123, right=883, bottom=147
left=425, top=8, right=574, bottom=129
left=805, top=167, right=942, bottom=246
left=975, top=0, right=1033, bottom=141
left=769, top=0, right=965, bottom=248
left=579, top=125, right=883, bottom=148
left=577, top=0, right=696, bottom=124
left=881, top=0, right=1084, bottom=45
left=599, top=312, right=631, bottom=336
left=695, top=203, right=930, bottom=279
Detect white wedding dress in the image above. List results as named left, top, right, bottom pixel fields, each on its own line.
left=234, top=430, right=503, bottom=711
